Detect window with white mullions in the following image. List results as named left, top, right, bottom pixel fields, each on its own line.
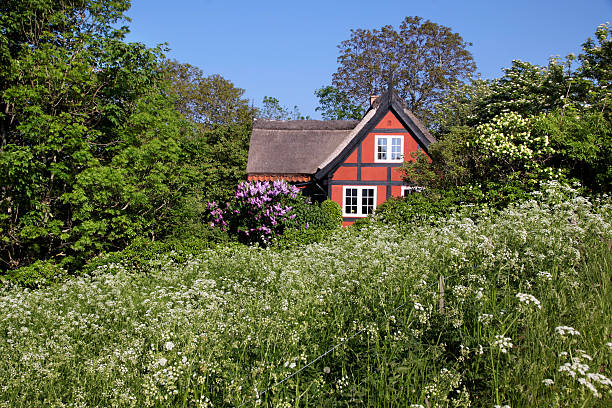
left=375, top=135, right=404, bottom=162
left=361, top=188, right=375, bottom=214
left=345, top=188, right=358, bottom=215
left=391, top=137, right=402, bottom=160
left=343, top=186, right=377, bottom=217
left=377, top=137, right=387, bottom=160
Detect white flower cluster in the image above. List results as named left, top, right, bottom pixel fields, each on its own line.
left=515, top=292, right=541, bottom=309
left=558, top=353, right=612, bottom=398
left=478, top=313, right=493, bottom=325
left=555, top=326, right=580, bottom=336
left=537, top=271, right=553, bottom=281
left=492, top=335, right=513, bottom=354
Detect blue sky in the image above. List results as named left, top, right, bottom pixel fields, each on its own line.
left=124, top=0, right=611, bottom=118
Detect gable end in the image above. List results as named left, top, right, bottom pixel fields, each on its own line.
left=314, top=91, right=434, bottom=181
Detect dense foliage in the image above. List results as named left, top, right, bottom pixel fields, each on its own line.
left=163, top=60, right=255, bottom=129
left=0, top=1, right=252, bottom=277
left=314, top=85, right=364, bottom=120
left=0, top=0, right=175, bottom=271
left=1, top=183, right=610, bottom=407
left=404, top=23, right=611, bottom=197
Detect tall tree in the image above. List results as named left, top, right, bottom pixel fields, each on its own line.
left=314, top=85, right=364, bottom=120
left=257, top=96, right=308, bottom=120
left=0, top=0, right=204, bottom=271
left=163, top=60, right=255, bottom=129
left=332, top=16, right=476, bottom=124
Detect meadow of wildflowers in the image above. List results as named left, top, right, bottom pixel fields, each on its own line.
left=0, top=182, right=610, bottom=407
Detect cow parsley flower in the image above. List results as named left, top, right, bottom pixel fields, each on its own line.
left=492, top=335, right=513, bottom=353
left=555, top=326, right=580, bottom=336
left=516, top=292, right=541, bottom=309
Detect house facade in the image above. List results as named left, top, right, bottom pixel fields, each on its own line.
left=246, top=89, right=436, bottom=226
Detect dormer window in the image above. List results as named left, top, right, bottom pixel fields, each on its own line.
left=375, top=135, right=403, bottom=162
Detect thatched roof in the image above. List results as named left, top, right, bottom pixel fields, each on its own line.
left=247, top=90, right=436, bottom=181
left=247, top=120, right=359, bottom=175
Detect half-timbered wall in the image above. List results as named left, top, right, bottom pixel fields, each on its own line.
left=328, top=111, right=424, bottom=226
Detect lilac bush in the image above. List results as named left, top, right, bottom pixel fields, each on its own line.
left=207, top=180, right=301, bottom=245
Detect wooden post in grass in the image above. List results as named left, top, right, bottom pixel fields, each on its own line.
left=439, top=275, right=445, bottom=313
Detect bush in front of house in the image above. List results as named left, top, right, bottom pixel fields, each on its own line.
left=272, top=198, right=343, bottom=249
left=321, top=199, right=342, bottom=228
left=207, top=180, right=304, bottom=246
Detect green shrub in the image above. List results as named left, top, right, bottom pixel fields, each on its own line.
left=291, top=198, right=341, bottom=231
left=3, top=260, right=67, bottom=288
left=82, top=231, right=229, bottom=275
left=273, top=199, right=341, bottom=249
left=273, top=227, right=335, bottom=249
left=321, top=199, right=342, bottom=228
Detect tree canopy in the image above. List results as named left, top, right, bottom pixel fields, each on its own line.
left=314, top=85, right=364, bottom=120
left=332, top=16, right=476, bottom=125
left=257, top=96, right=308, bottom=120
left=0, top=0, right=250, bottom=273
left=163, top=60, right=255, bottom=129
left=404, top=23, right=612, bottom=195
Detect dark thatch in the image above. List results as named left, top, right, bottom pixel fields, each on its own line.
left=247, top=120, right=358, bottom=175
left=253, top=119, right=359, bottom=130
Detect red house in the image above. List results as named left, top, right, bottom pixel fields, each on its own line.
left=246, top=89, right=436, bottom=226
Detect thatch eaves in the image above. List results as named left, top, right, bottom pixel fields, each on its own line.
left=246, top=120, right=359, bottom=176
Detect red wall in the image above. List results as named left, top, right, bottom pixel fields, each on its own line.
left=330, top=110, right=425, bottom=225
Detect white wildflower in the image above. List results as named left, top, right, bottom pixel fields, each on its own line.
left=542, top=378, right=554, bottom=386
left=555, top=326, right=580, bottom=336
left=516, top=292, right=541, bottom=309
left=537, top=271, right=552, bottom=281
left=492, top=335, right=513, bottom=354
left=478, top=313, right=493, bottom=324
left=164, top=341, right=175, bottom=351
left=578, top=377, right=600, bottom=397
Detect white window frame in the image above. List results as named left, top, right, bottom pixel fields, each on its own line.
left=342, top=186, right=377, bottom=217
left=401, top=186, right=425, bottom=197
left=375, top=135, right=404, bottom=163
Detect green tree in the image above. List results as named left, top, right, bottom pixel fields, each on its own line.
left=332, top=16, right=476, bottom=124
left=578, top=22, right=611, bottom=119
left=163, top=60, right=255, bottom=129
left=314, top=85, right=364, bottom=120
left=0, top=0, right=205, bottom=272
left=258, top=96, right=308, bottom=120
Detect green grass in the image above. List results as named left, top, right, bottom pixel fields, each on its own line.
left=0, top=182, right=610, bottom=407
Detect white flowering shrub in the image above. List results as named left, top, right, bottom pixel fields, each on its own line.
left=473, top=112, right=556, bottom=179
left=0, top=182, right=610, bottom=407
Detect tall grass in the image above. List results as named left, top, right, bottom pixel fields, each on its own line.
left=0, top=182, right=610, bottom=407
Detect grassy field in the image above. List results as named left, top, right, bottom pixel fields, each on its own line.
left=1, top=183, right=611, bottom=407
